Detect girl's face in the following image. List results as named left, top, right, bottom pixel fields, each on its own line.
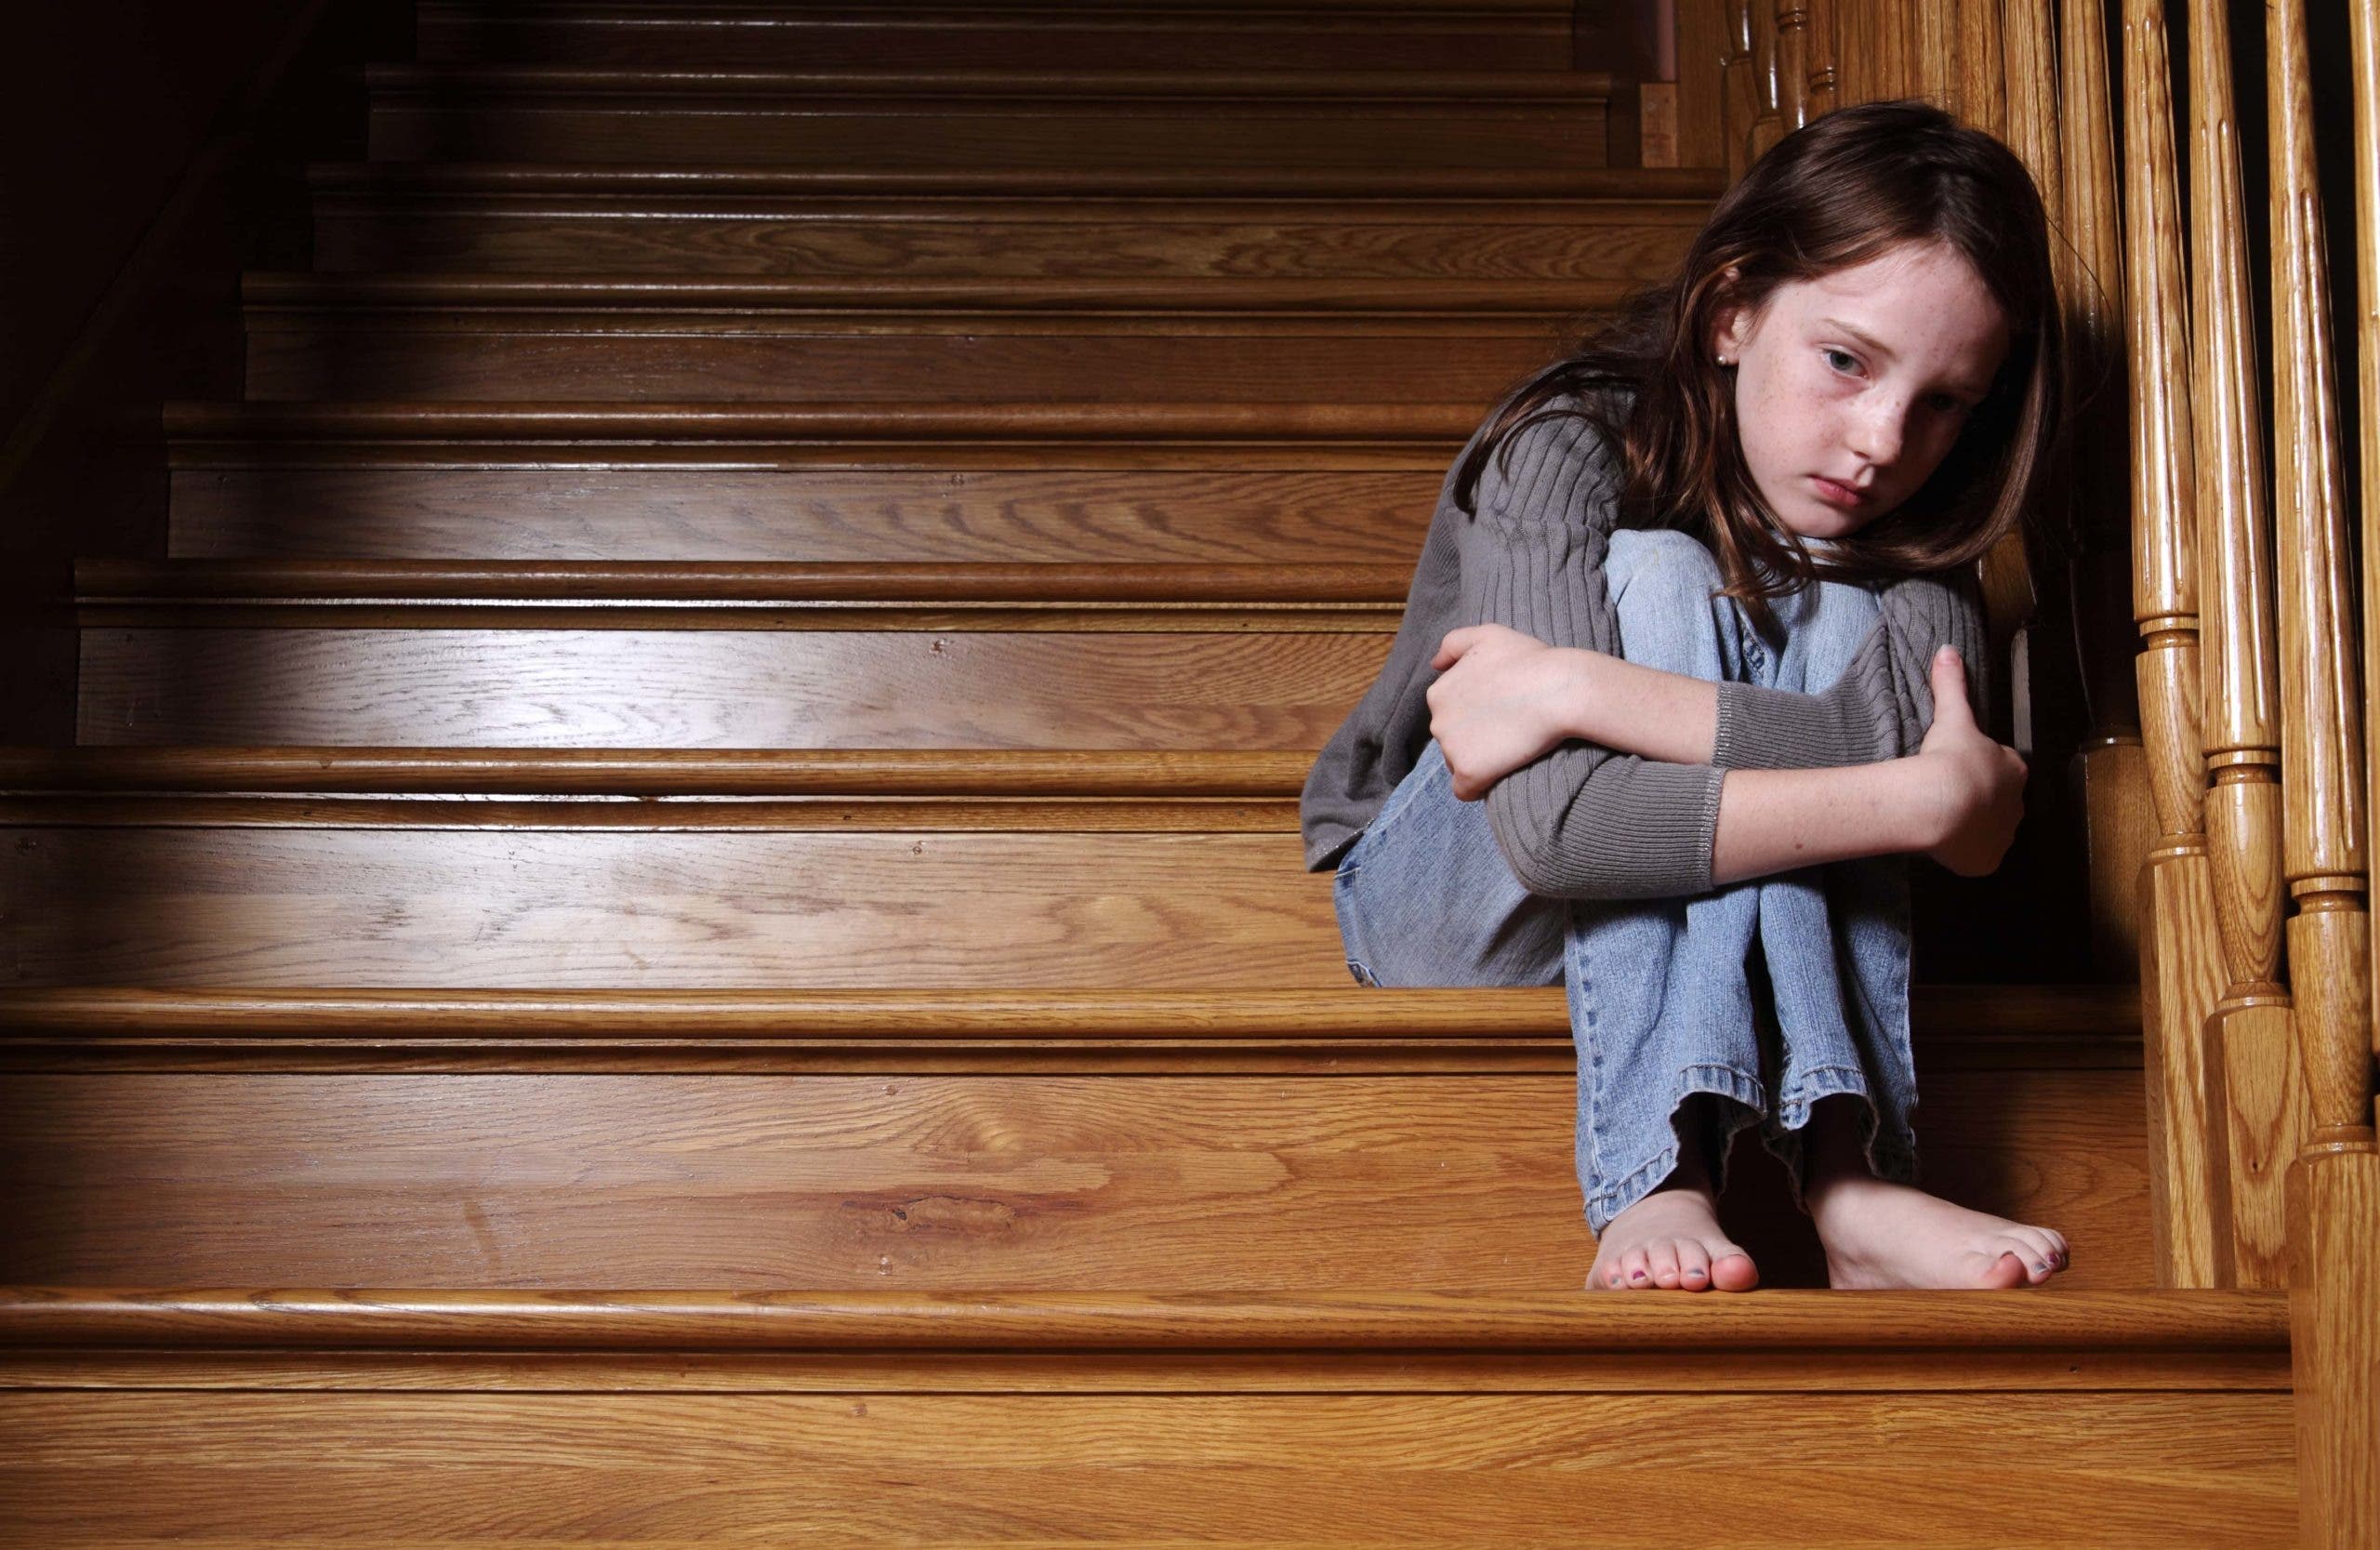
left=1710, top=240, right=2011, bottom=540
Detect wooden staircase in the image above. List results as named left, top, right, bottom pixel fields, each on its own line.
left=0, top=2, right=2303, bottom=1542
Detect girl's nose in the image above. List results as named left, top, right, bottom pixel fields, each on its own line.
left=1847, top=401, right=1908, bottom=468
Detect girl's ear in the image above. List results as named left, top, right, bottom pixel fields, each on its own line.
left=1707, top=264, right=1748, bottom=362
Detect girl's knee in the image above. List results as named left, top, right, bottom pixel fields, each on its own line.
left=1607, top=529, right=1727, bottom=678
left=1792, top=579, right=1886, bottom=691
left=1609, top=528, right=1723, bottom=606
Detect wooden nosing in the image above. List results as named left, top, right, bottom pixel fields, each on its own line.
left=365, top=63, right=1618, bottom=101
left=0, top=1287, right=2287, bottom=1354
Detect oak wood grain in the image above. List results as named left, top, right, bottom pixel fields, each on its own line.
left=241, top=317, right=1567, bottom=404
left=416, top=2, right=1580, bottom=72
left=74, top=629, right=1392, bottom=747
left=306, top=186, right=1709, bottom=281
left=365, top=66, right=1613, bottom=179
left=170, top=468, right=1444, bottom=563
left=0, top=1066, right=2152, bottom=1289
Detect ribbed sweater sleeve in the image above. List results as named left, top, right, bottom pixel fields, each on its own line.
left=1709, top=572, right=1991, bottom=768
left=1457, top=410, right=1728, bottom=900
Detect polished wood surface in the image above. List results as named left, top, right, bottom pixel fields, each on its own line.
left=2122, top=0, right=2230, bottom=1288
left=2061, top=0, right=2156, bottom=978
left=0, top=747, right=1320, bottom=796
left=2268, top=0, right=2373, bottom=1157
left=169, top=466, right=1446, bottom=563
left=307, top=183, right=1712, bottom=281
left=0, top=825, right=1349, bottom=987
left=416, top=1, right=1582, bottom=72
left=2295, top=0, right=2380, bottom=1538
left=74, top=628, right=1392, bottom=747
left=242, top=310, right=1571, bottom=406
left=2183, top=5, right=2290, bottom=1149
left=0, top=1286, right=2281, bottom=1354
left=366, top=66, right=1613, bottom=182
left=0, top=1063, right=2152, bottom=1288
left=0, top=1384, right=2295, bottom=1545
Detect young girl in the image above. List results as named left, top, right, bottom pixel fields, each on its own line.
left=1301, top=99, right=2072, bottom=1293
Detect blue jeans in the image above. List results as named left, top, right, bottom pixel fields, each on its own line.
left=1331, top=529, right=1919, bottom=1234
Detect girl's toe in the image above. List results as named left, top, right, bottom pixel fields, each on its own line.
left=1674, top=1242, right=1713, bottom=1292
left=1646, top=1241, right=1683, bottom=1289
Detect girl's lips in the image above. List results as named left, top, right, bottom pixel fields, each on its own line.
left=1810, top=475, right=1868, bottom=508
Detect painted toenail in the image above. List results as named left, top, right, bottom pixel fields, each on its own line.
left=1685, top=1268, right=1706, bottom=1279
left=1630, top=1270, right=1646, bottom=1281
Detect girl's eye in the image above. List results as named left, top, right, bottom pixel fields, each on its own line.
left=1822, top=348, right=1859, bottom=374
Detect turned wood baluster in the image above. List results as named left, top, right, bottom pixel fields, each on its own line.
left=2183, top=0, right=2298, bottom=1290
left=1723, top=2, right=1757, bottom=180
left=2275, top=0, right=2375, bottom=1163
left=2289, top=0, right=2380, bottom=1533
left=1956, top=0, right=2003, bottom=135
left=2057, top=0, right=2159, bottom=979
left=1775, top=3, right=1810, bottom=130
left=1999, top=0, right=2057, bottom=216
left=1803, top=0, right=1837, bottom=117
left=2120, top=0, right=2231, bottom=1288
left=1749, top=1, right=1785, bottom=159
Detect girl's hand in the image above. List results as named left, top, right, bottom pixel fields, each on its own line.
left=1908, top=646, right=2027, bottom=875
left=1425, top=624, right=1595, bottom=801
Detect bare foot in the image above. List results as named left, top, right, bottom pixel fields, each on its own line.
left=1585, top=1144, right=1759, bottom=1292
left=1801, top=1099, right=2069, bottom=1290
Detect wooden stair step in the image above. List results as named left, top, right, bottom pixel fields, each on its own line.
left=304, top=177, right=1713, bottom=280
left=166, top=398, right=1461, bottom=563
left=417, top=0, right=1582, bottom=72
left=0, top=1289, right=2294, bottom=1548
left=0, top=987, right=2149, bottom=1287
left=73, top=560, right=1400, bottom=749
left=240, top=272, right=1587, bottom=403
left=0, top=810, right=1341, bottom=987
left=366, top=65, right=1616, bottom=186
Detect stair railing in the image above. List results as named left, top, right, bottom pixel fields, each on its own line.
left=1704, top=0, right=2380, bottom=1532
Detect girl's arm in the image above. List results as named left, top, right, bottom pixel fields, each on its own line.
left=1427, top=631, right=2025, bottom=882
left=1426, top=623, right=1720, bottom=780
left=1711, top=649, right=2024, bottom=881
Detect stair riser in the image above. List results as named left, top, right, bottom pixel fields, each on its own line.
left=309, top=206, right=1696, bottom=282
left=0, top=1386, right=2290, bottom=1548
left=2, top=827, right=1341, bottom=987
left=75, top=629, right=1389, bottom=748
left=418, top=13, right=1580, bottom=71
left=367, top=103, right=1607, bottom=179
left=168, top=469, right=1441, bottom=563
left=0, top=1068, right=2152, bottom=1288
left=241, top=325, right=1565, bottom=404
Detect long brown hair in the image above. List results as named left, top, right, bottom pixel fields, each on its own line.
left=1455, top=99, right=2065, bottom=634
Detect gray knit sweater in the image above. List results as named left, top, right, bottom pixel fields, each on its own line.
left=1299, top=391, right=1990, bottom=898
